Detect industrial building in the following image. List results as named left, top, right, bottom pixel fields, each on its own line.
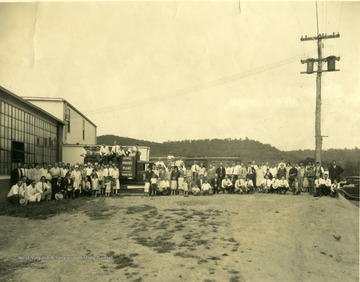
left=23, top=97, right=97, bottom=164
left=0, top=86, right=97, bottom=197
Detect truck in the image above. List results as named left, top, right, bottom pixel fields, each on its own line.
left=82, top=145, right=152, bottom=188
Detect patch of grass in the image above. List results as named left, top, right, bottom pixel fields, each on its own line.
left=0, top=197, right=119, bottom=220
left=197, top=259, right=208, bottom=264
left=194, top=239, right=208, bottom=245
left=208, top=256, right=221, bottom=261
left=0, top=259, right=36, bottom=280
left=229, top=275, right=244, bottom=282
left=174, top=252, right=200, bottom=259
left=126, top=205, right=156, bottom=214
left=112, top=253, right=138, bottom=269
left=0, top=198, right=87, bottom=220
left=155, top=241, right=176, bottom=253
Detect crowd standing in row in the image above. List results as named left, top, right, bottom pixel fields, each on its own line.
left=7, top=161, right=121, bottom=205
left=144, top=157, right=344, bottom=198
left=6, top=156, right=345, bottom=205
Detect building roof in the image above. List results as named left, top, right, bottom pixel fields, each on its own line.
left=0, top=86, right=65, bottom=125
left=22, top=96, right=97, bottom=127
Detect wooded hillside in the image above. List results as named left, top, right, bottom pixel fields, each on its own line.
left=98, top=135, right=359, bottom=175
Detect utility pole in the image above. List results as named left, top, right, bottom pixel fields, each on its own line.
left=300, top=31, right=340, bottom=165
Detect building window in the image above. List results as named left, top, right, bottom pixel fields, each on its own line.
left=82, top=119, right=85, bottom=140
left=12, top=141, right=25, bottom=163
left=67, top=109, right=71, bottom=133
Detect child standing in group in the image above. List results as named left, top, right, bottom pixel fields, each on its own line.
left=170, top=177, right=177, bottom=195
left=112, top=166, right=120, bottom=195
left=104, top=177, right=112, bottom=197
left=182, top=177, right=189, bottom=197
left=91, top=171, right=99, bottom=197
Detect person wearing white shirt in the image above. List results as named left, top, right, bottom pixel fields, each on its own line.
left=7, top=181, right=23, bottom=204
left=322, top=173, right=332, bottom=196
left=233, top=162, right=241, bottom=180
left=234, top=178, right=246, bottom=194
left=201, top=179, right=212, bottom=195
left=198, top=163, right=207, bottom=178
left=40, top=163, right=49, bottom=179
left=155, top=158, right=167, bottom=171
left=112, top=141, right=120, bottom=155
left=314, top=173, right=332, bottom=197
left=221, top=175, right=233, bottom=194
left=25, top=180, right=42, bottom=202
left=238, top=163, right=247, bottom=180
left=225, top=163, right=233, bottom=177
left=271, top=175, right=280, bottom=194
left=269, top=164, right=278, bottom=181
left=112, top=166, right=120, bottom=194
left=190, top=180, right=201, bottom=196
left=260, top=175, right=272, bottom=193
left=99, top=144, right=109, bottom=157
left=244, top=177, right=254, bottom=194
left=191, top=161, right=200, bottom=179
left=71, top=166, right=82, bottom=197
left=35, top=176, right=52, bottom=201
left=330, top=179, right=339, bottom=198
left=278, top=176, right=289, bottom=194
left=158, top=178, right=170, bottom=195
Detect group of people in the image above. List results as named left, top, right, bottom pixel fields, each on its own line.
left=144, top=157, right=344, bottom=198
left=83, top=141, right=140, bottom=164
left=6, top=156, right=345, bottom=205
left=7, top=161, right=121, bottom=205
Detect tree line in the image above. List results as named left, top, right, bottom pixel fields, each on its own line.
left=98, top=135, right=359, bottom=177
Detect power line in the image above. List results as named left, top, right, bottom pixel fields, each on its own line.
left=84, top=54, right=305, bottom=117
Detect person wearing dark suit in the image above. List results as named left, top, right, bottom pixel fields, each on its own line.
left=216, top=163, right=226, bottom=181
left=11, top=163, right=23, bottom=186
left=210, top=175, right=221, bottom=194
left=328, top=160, right=344, bottom=183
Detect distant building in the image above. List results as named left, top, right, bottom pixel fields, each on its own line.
left=0, top=86, right=65, bottom=196
left=23, top=97, right=97, bottom=164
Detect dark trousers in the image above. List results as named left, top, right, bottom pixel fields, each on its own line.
left=7, top=195, right=19, bottom=204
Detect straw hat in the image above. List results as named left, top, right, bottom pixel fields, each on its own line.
left=55, top=193, right=64, bottom=200
left=19, top=198, right=28, bottom=206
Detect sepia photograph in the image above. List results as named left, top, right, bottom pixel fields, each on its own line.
left=0, top=1, right=359, bottom=281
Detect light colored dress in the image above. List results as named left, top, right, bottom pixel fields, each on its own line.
left=256, top=167, right=264, bottom=187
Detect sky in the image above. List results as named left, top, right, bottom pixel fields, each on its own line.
left=0, top=1, right=359, bottom=151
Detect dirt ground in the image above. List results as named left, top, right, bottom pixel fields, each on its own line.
left=0, top=193, right=359, bottom=282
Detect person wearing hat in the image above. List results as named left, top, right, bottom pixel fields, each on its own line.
left=328, top=160, right=344, bottom=183
left=70, top=165, right=82, bottom=198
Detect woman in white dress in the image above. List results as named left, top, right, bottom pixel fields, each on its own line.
left=256, top=165, right=264, bottom=189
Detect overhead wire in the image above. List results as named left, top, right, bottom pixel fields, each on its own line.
left=84, top=52, right=314, bottom=117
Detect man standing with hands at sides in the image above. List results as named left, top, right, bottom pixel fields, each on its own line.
left=112, top=141, right=121, bottom=163
left=329, top=160, right=344, bottom=184
left=216, top=162, right=226, bottom=182
left=191, top=161, right=200, bottom=180
left=11, top=163, right=23, bottom=186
